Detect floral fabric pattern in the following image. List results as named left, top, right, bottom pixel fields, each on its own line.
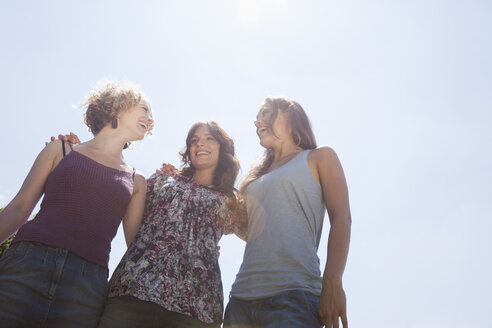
left=108, top=173, right=247, bottom=324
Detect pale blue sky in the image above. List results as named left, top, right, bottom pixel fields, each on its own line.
left=1, top=1, right=491, bottom=327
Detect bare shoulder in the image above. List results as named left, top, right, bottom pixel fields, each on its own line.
left=309, top=146, right=339, bottom=165
left=133, top=170, right=147, bottom=193
left=44, top=139, right=64, bottom=153
left=43, top=139, right=66, bottom=162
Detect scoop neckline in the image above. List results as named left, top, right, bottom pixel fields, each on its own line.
left=69, top=150, right=133, bottom=175
left=264, top=149, right=307, bottom=176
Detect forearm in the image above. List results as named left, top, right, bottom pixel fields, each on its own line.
left=123, top=174, right=146, bottom=246
left=323, top=214, right=351, bottom=282
left=0, top=142, right=57, bottom=243
left=0, top=202, right=30, bottom=243
left=233, top=203, right=248, bottom=241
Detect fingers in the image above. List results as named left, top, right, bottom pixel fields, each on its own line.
left=45, top=136, right=57, bottom=146
left=320, top=313, right=345, bottom=328
left=332, top=315, right=347, bottom=328
left=70, top=132, right=81, bottom=144
left=324, top=318, right=338, bottom=328
left=160, top=163, right=174, bottom=174
left=157, top=163, right=180, bottom=176
left=55, top=132, right=81, bottom=144
left=341, top=313, right=348, bottom=328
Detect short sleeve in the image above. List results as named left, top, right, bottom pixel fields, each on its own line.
left=217, top=196, right=248, bottom=241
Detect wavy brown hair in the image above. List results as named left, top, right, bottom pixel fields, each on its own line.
left=240, top=97, right=317, bottom=194
left=83, top=80, right=153, bottom=136
left=180, top=121, right=240, bottom=197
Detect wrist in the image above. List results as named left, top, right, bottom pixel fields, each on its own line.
left=322, top=275, right=343, bottom=288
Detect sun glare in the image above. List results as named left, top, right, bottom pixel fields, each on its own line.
left=237, top=0, right=288, bottom=25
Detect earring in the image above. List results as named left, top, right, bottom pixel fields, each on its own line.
left=112, top=118, right=118, bottom=129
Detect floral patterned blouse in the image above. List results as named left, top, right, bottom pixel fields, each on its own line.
left=108, top=173, right=247, bottom=324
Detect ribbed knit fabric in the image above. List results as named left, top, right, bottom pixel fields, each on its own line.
left=230, top=150, right=326, bottom=299
left=13, top=150, right=134, bottom=270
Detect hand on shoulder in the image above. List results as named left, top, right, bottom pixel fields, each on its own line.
left=44, top=132, right=80, bottom=146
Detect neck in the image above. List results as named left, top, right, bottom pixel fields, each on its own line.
left=193, top=167, right=215, bottom=187
left=271, top=142, right=303, bottom=163
left=85, top=127, right=128, bottom=157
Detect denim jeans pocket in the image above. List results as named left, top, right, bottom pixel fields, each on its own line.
left=299, top=290, right=321, bottom=323
left=0, top=242, right=34, bottom=271
left=0, top=244, right=17, bottom=264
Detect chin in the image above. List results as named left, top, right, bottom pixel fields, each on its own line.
left=259, top=139, right=270, bottom=149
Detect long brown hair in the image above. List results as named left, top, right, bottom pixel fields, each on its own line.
left=180, top=121, right=240, bottom=197
left=240, top=97, right=317, bottom=194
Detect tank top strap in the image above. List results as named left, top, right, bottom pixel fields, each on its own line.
left=61, top=140, right=74, bottom=157
left=62, top=140, right=66, bottom=157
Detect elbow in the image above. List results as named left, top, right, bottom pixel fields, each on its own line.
left=5, top=200, right=31, bottom=223
left=346, top=213, right=352, bottom=226
left=328, top=211, right=352, bottom=231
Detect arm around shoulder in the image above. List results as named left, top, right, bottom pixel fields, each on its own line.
left=0, top=140, right=63, bottom=242
left=122, top=171, right=147, bottom=246
left=219, top=195, right=248, bottom=242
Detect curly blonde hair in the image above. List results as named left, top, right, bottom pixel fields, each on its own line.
left=83, top=80, right=153, bottom=136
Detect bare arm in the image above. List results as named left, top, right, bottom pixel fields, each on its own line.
left=122, top=172, right=147, bottom=246
left=0, top=141, right=63, bottom=242
left=312, top=147, right=352, bottom=328
left=230, top=196, right=248, bottom=241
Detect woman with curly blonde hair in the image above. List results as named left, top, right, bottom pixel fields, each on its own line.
left=0, top=80, right=154, bottom=328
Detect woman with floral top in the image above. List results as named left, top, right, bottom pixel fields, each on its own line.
left=97, top=121, right=248, bottom=328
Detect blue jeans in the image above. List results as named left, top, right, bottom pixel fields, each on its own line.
left=0, top=241, right=108, bottom=328
left=223, top=290, right=322, bottom=328
left=97, top=295, right=221, bottom=328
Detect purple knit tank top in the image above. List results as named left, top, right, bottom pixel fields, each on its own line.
left=13, top=147, right=134, bottom=270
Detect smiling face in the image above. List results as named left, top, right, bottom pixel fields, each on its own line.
left=254, top=104, right=292, bottom=148
left=180, top=121, right=239, bottom=195
left=119, top=101, right=154, bottom=140
left=189, top=126, right=221, bottom=171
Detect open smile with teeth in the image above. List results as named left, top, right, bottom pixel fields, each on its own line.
left=196, top=151, right=209, bottom=157
left=257, top=127, right=268, bottom=136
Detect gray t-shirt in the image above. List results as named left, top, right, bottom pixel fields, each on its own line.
left=230, top=150, right=326, bottom=299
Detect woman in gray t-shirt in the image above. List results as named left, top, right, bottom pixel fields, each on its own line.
left=224, top=97, right=352, bottom=328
